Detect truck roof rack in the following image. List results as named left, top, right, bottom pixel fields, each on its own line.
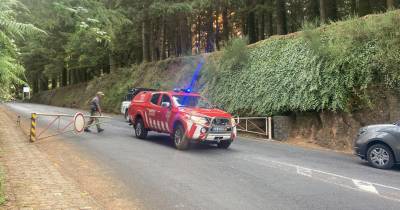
left=128, top=88, right=156, bottom=93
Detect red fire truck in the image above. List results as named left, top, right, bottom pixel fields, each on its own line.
left=128, top=89, right=236, bottom=150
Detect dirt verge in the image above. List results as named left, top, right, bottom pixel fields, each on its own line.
left=1, top=106, right=142, bottom=209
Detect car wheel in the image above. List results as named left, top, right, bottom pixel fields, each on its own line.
left=134, top=118, right=148, bottom=139
left=367, top=144, right=394, bottom=169
left=125, top=110, right=130, bottom=122
left=173, top=124, right=189, bottom=150
left=217, top=140, right=232, bottom=149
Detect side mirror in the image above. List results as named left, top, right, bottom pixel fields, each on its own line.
left=161, top=102, right=171, bottom=109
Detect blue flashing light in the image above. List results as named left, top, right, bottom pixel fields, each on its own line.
left=173, top=57, right=205, bottom=94
left=173, top=88, right=192, bottom=93
left=185, top=58, right=205, bottom=93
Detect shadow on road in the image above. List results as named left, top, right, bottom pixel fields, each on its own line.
left=358, top=161, right=400, bottom=172
left=138, top=132, right=239, bottom=154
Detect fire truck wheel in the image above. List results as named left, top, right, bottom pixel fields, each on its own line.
left=217, top=140, right=232, bottom=149
left=173, top=124, right=189, bottom=150
left=134, top=118, right=148, bottom=139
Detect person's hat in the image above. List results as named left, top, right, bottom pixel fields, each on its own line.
left=97, top=91, right=105, bottom=96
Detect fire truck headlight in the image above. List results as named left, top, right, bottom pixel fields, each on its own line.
left=190, top=115, right=208, bottom=125
left=200, top=127, right=207, bottom=133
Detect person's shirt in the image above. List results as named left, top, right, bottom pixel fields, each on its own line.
left=90, top=96, right=100, bottom=111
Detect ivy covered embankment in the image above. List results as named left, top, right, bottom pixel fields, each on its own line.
left=201, top=10, right=400, bottom=150
left=204, top=10, right=400, bottom=116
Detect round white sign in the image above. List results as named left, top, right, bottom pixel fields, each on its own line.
left=74, top=112, right=85, bottom=134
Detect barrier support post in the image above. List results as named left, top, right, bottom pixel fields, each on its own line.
left=30, top=113, right=37, bottom=142
left=268, top=117, right=272, bottom=140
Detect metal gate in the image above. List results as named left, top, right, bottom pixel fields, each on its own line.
left=234, top=117, right=272, bottom=140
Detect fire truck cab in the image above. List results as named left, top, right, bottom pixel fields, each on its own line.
left=128, top=89, right=236, bottom=150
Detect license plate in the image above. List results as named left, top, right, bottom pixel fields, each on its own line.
left=211, top=127, right=225, bottom=132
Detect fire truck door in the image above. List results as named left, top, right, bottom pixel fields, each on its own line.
left=146, top=93, right=161, bottom=130
left=159, top=94, right=172, bottom=132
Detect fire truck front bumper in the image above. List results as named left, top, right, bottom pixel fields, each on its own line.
left=203, top=133, right=232, bottom=141
left=187, top=123, right=237, bottom=143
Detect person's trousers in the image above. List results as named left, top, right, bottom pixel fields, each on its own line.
left=87, top=110, right=101, bottom=130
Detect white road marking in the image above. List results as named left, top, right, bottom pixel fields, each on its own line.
left=243, top=155, right=400, bottom=202
left=296, top=166, right=312, bottom=177
left=353, top=179, right=379, bottom=194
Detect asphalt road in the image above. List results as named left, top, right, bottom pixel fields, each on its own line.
left=5, top=102, right=400, bottom=210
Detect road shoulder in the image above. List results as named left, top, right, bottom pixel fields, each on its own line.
left=0, top=105, right=140, bottom=209
left=0, top=106, right=101, bottom=209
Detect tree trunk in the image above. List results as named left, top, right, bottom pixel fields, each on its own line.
left=161, top=16, right=167, bottom=59
left=61, top=67, right=67, bottom=87
left=326, top=0, right=338, bottom=21
left=320, top=0, right=326, bottom=23
left=142, top=18, right=151, bottom=62
left=195, top=15, right=201, bottom=54
left=320, top=0, right=337, bottom=23
left=177, top=17, right=182, bottom=56
left=266, top=0, right=273, bottom=37
left=186, top=18, right=192, bottom=55
left=206, top=8, right=214, bottom=53
left=307, top=0, right=320, bottom=21
left=215, top=8, right=221, bottom=51
left=109, top=52, right=117, bottom=73
left=370, top=0, right=386, bottom=12
left=222, top=7, right=229, bottom=44
left=276, top=0, right=287, bottom=35
left=151, top=19, right=160, bottom=61
left=387, top=0, right=396, bottom=9
left=40, top=76, right=49, bottom=91
left=358, top=0, right=371, bottom=16
left=247, top=8, right=257, bottom=43
left=51, top=77, right=56, bottom=89
left=259, top=13, right=265, bottom=40
left=350, top=0, right=357, bottom=15
left=68, top=69, right=72, bottom=85
left=72, top=69, right=79, bottom=84
left=84, top=69, right=88, bottom=82
left=33, top=76, right=39, bottom=93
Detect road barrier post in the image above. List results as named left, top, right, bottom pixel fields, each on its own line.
left=268, top=117, right=272, bottom=140
left=30, top=113, right=37, bottom=142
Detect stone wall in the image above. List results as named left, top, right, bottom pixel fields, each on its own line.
left=273, top=89, right=400, bottom=151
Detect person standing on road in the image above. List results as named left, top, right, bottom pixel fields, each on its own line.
left=84, top=91, right=105, bottom=133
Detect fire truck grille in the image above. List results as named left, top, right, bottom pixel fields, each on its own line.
left=212, top=118, right=230, bottom=126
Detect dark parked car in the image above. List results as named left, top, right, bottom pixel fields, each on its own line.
left=354, top=124, right=400, bottom=169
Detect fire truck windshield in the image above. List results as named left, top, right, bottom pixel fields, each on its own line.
left=172, top=95, right=213, bottom=109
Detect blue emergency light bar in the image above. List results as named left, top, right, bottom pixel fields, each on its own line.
left=173, top=88, right=193, bottom=93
